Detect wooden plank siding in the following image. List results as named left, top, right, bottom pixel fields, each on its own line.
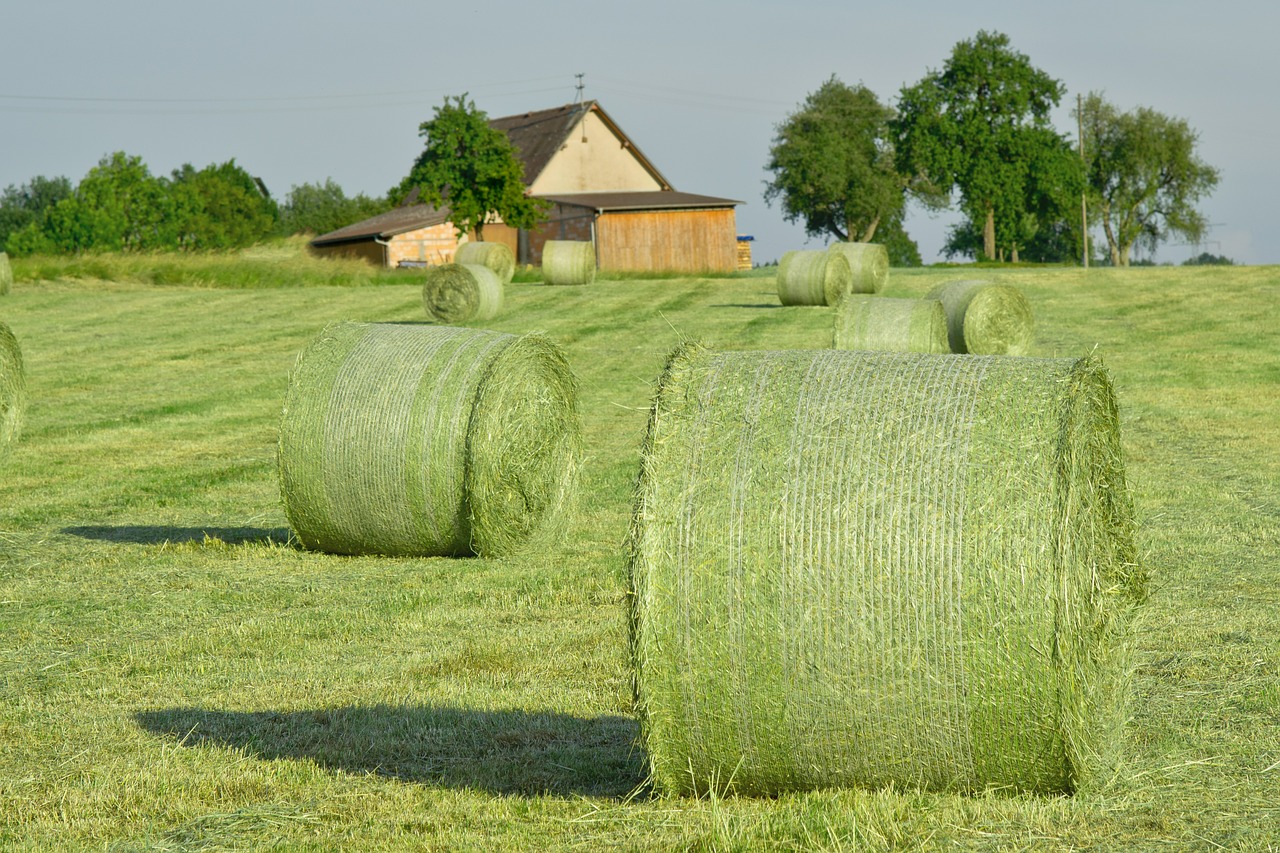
left=596, top=208, right=738, bottom=273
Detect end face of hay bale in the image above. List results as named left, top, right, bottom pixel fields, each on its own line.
left=927, top=280, right=1034, bottom=355
left=422, top=263, right=504, bottom=324
left=833, top=295, right=949, bottom=353
left=827, top=242, right=889, bottom=294
left=0, top=252, right=12, bottom=296
left=277, top=322, right=579, bottom=558
left=541, top=240, right=596, bottom=286
left=776, top=249, right=853, bottom=306
left=454, top=241, right=516, bottom=285
left=629, top=346, right=1140, bottom=797
left=0, top=322, right=26, bottom=455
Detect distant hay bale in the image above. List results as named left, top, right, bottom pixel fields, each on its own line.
left=776, top=249, right=853, bottom=306
left=927, top=279, right=1034, bottom=355
left=833, top=295, right=949, bottom=353
left=0, top=252, right=12, bottom=295
left=629, top=344, right=1144, bottom=797
left=541, top=240, right=596, bottom=286
left=454, top=241, right=516, bottom=285
left=0, top=322, right=26, bottom=456
left=278, top=322, right=580, bottom=557
left=827, top=242, right=889, bottom=294
left=422, top=263, right=504, bottom=324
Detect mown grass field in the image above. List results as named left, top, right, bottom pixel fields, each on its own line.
left=1, top=258, right=1278, bottom=850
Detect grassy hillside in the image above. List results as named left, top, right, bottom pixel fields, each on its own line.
left=1, top=263, right=1277, bottom=849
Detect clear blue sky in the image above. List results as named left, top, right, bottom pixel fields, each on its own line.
left=2, top=1, right=1272, bottom=265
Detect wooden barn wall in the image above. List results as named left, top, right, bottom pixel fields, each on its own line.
left=310, top=240, right=385, bottom=266
left=595, top=208, right=737, bottom=273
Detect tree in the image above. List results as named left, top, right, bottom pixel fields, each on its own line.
left=894, top=30, right=1079, bottom=261
left=279, top=179, right=389, bottom=236
left=1077, top=92, right=1220, bottom=266
left=393, top=94, right=547, bottom=240
left=169, top=159, right=279, bottom=250
left=764, top=76, right=919, bottom=243
left=0, top=175, right=73, bottom=250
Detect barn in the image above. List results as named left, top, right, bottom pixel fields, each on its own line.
left=310, top=100, right=744, bottom=274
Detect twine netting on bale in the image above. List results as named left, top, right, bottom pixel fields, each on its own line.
left=0, top=322, right=26, bottom=455
left=927, top=279, right=1035, bottom=355
left=833, top=295, right=950, bottom=353
left=541, top=240, right=596, bottom=286
left=827, top=242, right=889, bottom=294
left=278, top=322, right=580, bottom=557
left=629, top=344, right=1145, bottom=797
left=454, top=241, right=516, bottom=285
left=0, top=252, right=12, bottom=295
left=422, top=263, right=504, bottom=324
left=776, top=249, right=853, bottom=306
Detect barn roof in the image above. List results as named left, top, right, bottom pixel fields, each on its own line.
left=489, top=100, right=673, bottom=190
left=541, top=191, right=742, bottom=212
left=309, top=202, right=450, bottom=246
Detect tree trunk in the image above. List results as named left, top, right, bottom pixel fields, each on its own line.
left=475, top=222, right=485, bottom=242
left=983, top=203, right=996, bottom=261
left=1011, top=244, right=1020, bottom=264
left=1100, top=204, right=1121, bottom=266
left=1119, top=243, right=1131, bottom=266
left=859, top=214, right=881, bottom=243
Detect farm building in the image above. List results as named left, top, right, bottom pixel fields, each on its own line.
left=310, top=100, right=744, bottom=273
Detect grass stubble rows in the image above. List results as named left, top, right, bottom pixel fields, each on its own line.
left=0, top=257, right=1278, bottom=849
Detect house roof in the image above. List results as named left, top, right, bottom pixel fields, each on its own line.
left=489, top=100, right=673, bottom=190
left=540, top=191, right=742, bottom=212
left=309, top=202, right=450, bottom=246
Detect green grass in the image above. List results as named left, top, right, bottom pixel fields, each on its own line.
left=0, top=262, right=1278, bottom=849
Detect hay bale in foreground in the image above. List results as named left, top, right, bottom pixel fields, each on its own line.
left=278, top=322, right=579, bottom=557
left=454, top=241, right=516, bottom=285
left=827, top=241, right=888, bottom=294
left=629, top=345, right=1143, bottom=796
left=927, top=279, right=1034, bottom=355
left=833, top=295, right=949, bottom=353
left=0, top=322, right=26, bottom=456
left=776, top=249, right=853, bottom=306
left=0, top=252, right=12, bottom=296
left=422, top=263, right=504, bottom=324
left=541, top=240, right=596, bottom=286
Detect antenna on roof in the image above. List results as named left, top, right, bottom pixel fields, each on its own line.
left=574, top=73, right=586, bottom=105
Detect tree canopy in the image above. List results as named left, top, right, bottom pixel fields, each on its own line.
left=279, top=179, right=390, bottom=237
left=893, top=30, right=1081, bottom=262
left=1077, top=92, right=1220, bottom=266
left=393, top=94, right=547, bottom=241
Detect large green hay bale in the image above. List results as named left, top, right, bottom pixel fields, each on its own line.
left=422, top=263, right=504, bottom=324
left=776, top=249, right=853, bottom=306
left=629, top=344, right=1143, bottom=797
left=541, top=240, right=596, bottom=286
left=278, top=322, right=580, bottom=557
left=827, top=241, right=888, bottom=294
left=0, top=322, right=26, bottom=456
left=454, top=241, right=516, bottom=285
left=833, top=295, right=949, bottom=353
left=0, top=252, right=12, bottom=295
left=927, top=279, right=1035, bottom=355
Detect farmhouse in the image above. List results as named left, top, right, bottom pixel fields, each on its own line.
left=310, top=100, right=745, bottom=273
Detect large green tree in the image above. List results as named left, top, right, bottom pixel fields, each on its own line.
left=1077, top=92, right=1219, bottom=266
left=0, top=175, right=73, bottom=250
left=169, top=159, right=279, bottom=250
left=894, top=30, right=1080, bottom=261
left=764, top=76, right=922, bottom=245
left=279, top=178, right=389, bottom=237
left=393, top=94, right=547, bottom=241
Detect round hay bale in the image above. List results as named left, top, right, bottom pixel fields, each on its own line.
left=541, top=240, right=596, bottom=286
left=629, top=345, right=1144, bottom=796
left=0, top=322, right=25, bottom=455
left=0, top=252, right=12, bottom=296
left=278, top=322, right=580, bottom=557
left=927, top=279, right=1034, bottom=355
left=776, top=249, right=853, bottom=306
left=833, top=295, right=950, bottom=353
left=827, top=242, right=889, bottom=294
left=454, top=241, right=516, bottom=285
left=422, top=263, right=504, bottom=324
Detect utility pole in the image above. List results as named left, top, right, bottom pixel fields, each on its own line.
left=574, top=73, right=585, bottom=104
left=1078, top=93, right=1089, bottom=269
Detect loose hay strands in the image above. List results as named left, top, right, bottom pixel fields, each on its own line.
left=776, top=249, right=853, bottom=306
left=422, top=263, right=504, bottom=324
left=629, top=345, right=1144, bottom=797
left=454, top=241, right=516, bottom=285
left=833, top=295, right=949, bottom=353
left=0, top=252, right=12, bottom=295
left=0, top=322, right=25, bottom=455
left=927, top=279, right=1034, bottom=355
left=826, top=242, right=888, bottom=294
left=541, top=240, right=596, bottom=286
left=278, top=322, right=580, bottom=557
